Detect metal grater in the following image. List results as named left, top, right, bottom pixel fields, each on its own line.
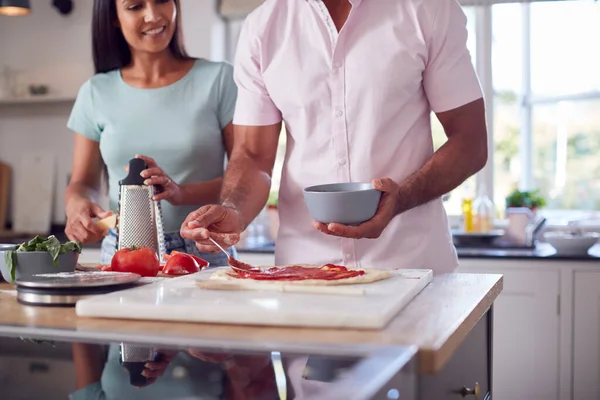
left=116, top=158, right=166, bottom=260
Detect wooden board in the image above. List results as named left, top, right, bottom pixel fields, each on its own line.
left=75, top=268, right=433, bottom=329
left=11, top=152, right=54, bottom=234
left=0, top=161, right=10, bottom=231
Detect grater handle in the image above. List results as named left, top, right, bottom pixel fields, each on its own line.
left=120, top=158, right=146, bottom=186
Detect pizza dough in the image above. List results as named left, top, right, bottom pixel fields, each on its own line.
left=209, top=265, right=392, bottom=286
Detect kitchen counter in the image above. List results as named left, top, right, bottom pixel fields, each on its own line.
left=0, top=273, right=502, bottom=375
left=237, top=241, right=600, bottom=261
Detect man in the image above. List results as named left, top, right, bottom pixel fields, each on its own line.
left=181, top=0, right=487, bottom=275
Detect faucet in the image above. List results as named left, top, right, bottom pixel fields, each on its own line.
left=526, top=216, right=547, bottom=247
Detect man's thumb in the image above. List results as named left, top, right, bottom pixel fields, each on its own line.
left=372, top=178, right=395, bottom=192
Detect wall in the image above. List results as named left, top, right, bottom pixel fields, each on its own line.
left=0, top=0, right=226, bottom=226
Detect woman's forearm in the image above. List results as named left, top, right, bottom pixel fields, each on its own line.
left=65, top=182, right=100, bottom=207
left=172, top=178, right=223, bottom=206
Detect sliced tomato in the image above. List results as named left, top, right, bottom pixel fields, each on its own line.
left=163, top=250, right=209, bottom=268
left=111, top=246, right=160, bottom=277
left=162, top=253, right=201, bottom=276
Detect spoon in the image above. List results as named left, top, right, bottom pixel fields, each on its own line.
left=208, top=237, right=253, bottom=272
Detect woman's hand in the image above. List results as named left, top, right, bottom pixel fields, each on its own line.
left=65, top=197, right=112, bottom=244
left=135, top=154, right=182, bottom=204
left=137, top=350, right=178, bottom=388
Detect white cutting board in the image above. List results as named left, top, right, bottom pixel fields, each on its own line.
left=76, top=268, right=433, bottom=330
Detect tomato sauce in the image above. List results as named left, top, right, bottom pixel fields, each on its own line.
left=228, top=264, right=365, bottom=281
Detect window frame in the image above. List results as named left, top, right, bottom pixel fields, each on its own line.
left=472, top=1, right=600, bottom=215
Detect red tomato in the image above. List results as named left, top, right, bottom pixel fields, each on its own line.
left=111, top=246, right=160, bottom=277
left=163, top=251, right=209, bottom=269
left=162, top=253, right=200, bottom=276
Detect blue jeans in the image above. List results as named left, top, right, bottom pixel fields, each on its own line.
left=100, top=229, right=235, bottom=267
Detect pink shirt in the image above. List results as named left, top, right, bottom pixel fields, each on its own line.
left=232, top=0, right=483, bottom=275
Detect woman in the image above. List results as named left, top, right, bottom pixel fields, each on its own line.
left=65, top=0, right=237, bottom=267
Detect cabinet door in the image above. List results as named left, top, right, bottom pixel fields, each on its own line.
left=573, top=271, right=600, bottom=400
left=457, top=263, right=560, bottom=400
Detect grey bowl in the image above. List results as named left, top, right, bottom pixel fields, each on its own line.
left=0, top=244, right=17, bottom=251
left=0, top=251, right=79, bottom=283
left=303, top=182, right=382, bottom=226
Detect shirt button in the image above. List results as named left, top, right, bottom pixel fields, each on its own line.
left=333, top=61, right=342, bottom=68
left=337, top=158, right=346, bottom=166
left=345, top=253, right=353, bottom=259
left=335, top=109, right=343, bottom=117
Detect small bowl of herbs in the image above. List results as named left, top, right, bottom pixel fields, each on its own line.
left=0, top=235, right=82, bottom=283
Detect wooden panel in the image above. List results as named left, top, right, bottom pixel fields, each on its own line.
left=0, top=161, right=10, bottom=231
left=419, top=310, right=490, bottom=399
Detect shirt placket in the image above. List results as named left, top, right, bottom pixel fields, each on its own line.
left=311, top=0, right=357, bottom=267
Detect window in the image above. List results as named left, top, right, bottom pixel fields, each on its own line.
left=492, top=1, right=600, bottom=213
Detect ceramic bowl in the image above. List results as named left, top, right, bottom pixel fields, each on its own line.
left=543, top=231, right=600, bottom=256
left=303, top=182, right=382, bottom=226
left=0, top=250, right=79, bottom=283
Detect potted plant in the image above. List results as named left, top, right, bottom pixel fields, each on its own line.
left=505, top=188, right=547, bottom=213
left=266, top=191, right=279, bottom=242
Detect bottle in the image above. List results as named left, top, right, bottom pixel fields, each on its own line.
left=472, top=182, right=494, bottom=233
left=462, top=198, right=474, bottom=233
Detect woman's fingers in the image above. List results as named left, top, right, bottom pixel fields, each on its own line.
left=144, top=176, right=171, bottom=187
left=141, top=167, right=164, bottom=179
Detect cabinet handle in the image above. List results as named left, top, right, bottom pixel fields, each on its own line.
left=454, top=382, right=480, bottom=399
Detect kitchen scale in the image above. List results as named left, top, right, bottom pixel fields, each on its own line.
left=14, top=271, right=141, bottom=307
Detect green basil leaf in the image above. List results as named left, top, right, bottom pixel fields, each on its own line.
left=4, top=250, right=17, bottom=282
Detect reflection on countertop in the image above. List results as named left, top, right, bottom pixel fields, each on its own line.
left=236, top=241, right=600, bottom=261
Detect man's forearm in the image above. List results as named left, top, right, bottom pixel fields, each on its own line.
left=395, top=134, right=487, bottom=215
left=173, top=178, right=223, bottom=206
left=219, top=153, right=273, bottom=230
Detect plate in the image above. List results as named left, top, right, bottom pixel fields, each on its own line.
left=15, top=271, right=141, bottom=289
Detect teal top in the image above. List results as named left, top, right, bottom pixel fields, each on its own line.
left=67, top=59, right=237, bottom=233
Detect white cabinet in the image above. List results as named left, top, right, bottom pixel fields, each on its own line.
left=572, top=271, right=600, bottom=400
left=457, top=261, right=561, bottom=400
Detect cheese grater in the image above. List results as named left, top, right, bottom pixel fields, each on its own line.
left=116, top=158, right=166, bottom=260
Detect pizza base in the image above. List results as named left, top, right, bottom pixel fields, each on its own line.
left=209, top=265, right=392, bottom=286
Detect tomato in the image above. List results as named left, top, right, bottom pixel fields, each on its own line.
left=162, top=251, right=209, bottom=269
left=162, top=253, right=202, bottom=276
left=111, top=246, right=160, bottom=277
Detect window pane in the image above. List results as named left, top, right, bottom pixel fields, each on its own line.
left=491, top=3, right=522, bottom=212
left=530, top=1, right=600, bottom=97
left=532, top=99, right=600, bottom=210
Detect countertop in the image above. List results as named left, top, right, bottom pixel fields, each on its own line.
left=0, top=272, right=502, bottom=375
left=5, top=224, right=598, bottom=259
left=236, top=241, right=600, bottom=261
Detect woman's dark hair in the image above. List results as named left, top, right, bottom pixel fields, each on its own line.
left=92, top=0, right=191, bottom=74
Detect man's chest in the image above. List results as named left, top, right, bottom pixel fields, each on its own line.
left=260, top=3, right=430, bottom=117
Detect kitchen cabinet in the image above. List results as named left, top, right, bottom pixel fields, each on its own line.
left=572, top=271, right=600, bottom=400
left=457, top=261, right=561, bottom=400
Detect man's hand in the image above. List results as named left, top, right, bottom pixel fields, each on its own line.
left=180, top=205, right=244, bottom=253
left=312, top=178, right=401, bottom=239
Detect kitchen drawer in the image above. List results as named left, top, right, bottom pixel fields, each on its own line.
left=418, top=309, right=491, bottom=400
